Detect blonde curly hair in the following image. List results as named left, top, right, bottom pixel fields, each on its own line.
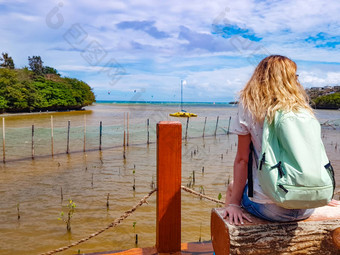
left=240, top=55, right=313, bottom=124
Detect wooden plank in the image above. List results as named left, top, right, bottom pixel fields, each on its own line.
left=211, top=206, right=340, bottom=254
left=156, top=121, right=182, bottom=253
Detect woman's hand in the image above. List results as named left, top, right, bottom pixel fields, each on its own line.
left=328, top=199, right=340, bottom=207
left=223, top=204, right=252, bottom=225
left=223, top=134, right=252, bottom=225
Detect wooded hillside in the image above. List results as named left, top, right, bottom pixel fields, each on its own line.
left=0, top=53, right=95, bottom=113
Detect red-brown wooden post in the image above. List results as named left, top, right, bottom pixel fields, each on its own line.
left=156, top=121, right=182, bottom=253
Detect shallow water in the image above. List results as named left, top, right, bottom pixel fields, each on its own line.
left=0, top=104, right=339, bottom=255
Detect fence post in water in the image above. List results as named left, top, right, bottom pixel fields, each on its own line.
left=214, top=116, right=219, bottom=136
left=203, top=117, right=207, bottom=138
left=51, top=116, right=54, bottom=157
left=227, top=116, right=231, bottom=135
left=83, top=115, right=86, bottom=152
left=147, top=118, right=150, bottom=145
left=127, top=112, right=129, bottom=146
left=99, top=121, right=102, bottom=151
left=185, top=117, right=189, bottom=140
left=156, top=121, right=181, bottom=253
left=2, top=118, right=5, bottom=163
left=66, top=120, right=70, bottom=154
left=123, top=113, right=126, bottom=148
left=32, top=125, right=34, bottom=159
left=123, top=113, right=126, bottom=159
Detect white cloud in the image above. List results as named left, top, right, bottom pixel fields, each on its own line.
left=299, top=71, right=340, bottom=87
left=1, top=0, right=340, bottom=101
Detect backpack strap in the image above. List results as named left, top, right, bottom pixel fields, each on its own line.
left=247, top=142, right=254, bottom=197
left=325, top=161, right=336, bottom=197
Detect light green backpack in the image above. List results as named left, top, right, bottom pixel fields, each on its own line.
left=256, top=109, right=335, bottom=209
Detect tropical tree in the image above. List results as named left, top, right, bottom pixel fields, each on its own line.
left=43, top=66, right=60, bottom=76
left=28, top=56, right=44, bottom=75
left=0, top=52, right=15, bottom=69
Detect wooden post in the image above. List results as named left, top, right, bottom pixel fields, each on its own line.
left=123, top=113, right=126, bottom=159
left=123, top=113, right=126, bottom=148
left=227, top=116, right=231, bottom=135
left=156, top=121, right=182, bottom=253
left=99, top=121, right=102, bottom=151
left=203, top=117, right=207, bottom=138
left=185, top=117, right=189, bottom=140
left=147, top=118, right=150, bottom=145
left=2, top=118, right=5, bottom=163
left=31, top=125, right=34, bottom=159
left=83, top=115, right=86, bottom=152
left=51, top=116, right=54, bottom=157
left=214, top=116, right=219, bottom=136
left=127, top=112, right=129, bottom=146
left=66, top=120, right=70, bottom=154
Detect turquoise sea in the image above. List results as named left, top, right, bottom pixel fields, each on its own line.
left=96, top=100, right=236, bottom=106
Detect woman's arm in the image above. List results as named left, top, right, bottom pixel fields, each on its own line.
left=328, top=199, right=340, bottom=206
left=224, top=134, right=252, bottom=225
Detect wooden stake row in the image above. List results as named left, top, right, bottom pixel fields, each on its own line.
left=0, top=114, right=231, bottom=162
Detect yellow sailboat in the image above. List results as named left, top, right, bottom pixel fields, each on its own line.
left=170, top=80, right=197, bottom=118
left=169, top=112, right=197, bottom=117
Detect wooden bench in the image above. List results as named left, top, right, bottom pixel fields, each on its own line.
left=211, top=206, right=340, bottom=254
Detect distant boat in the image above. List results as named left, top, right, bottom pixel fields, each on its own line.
left=170, top=112, right=197, bottom=117
left=170, top=80, right=197, bottom=118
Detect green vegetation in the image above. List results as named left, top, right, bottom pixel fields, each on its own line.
left=0, top=53, right=95, bottom=113
left=306, top=86, right=340, bottom=109
left=58, top=199, right=76, bottom=232
left=312, top=92, right=340, bottom=109
left=0, top=52, right=14, bottom=69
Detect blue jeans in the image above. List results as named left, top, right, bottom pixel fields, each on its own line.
left=241, top=185, right=314, bottom=222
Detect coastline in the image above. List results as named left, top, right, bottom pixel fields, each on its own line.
left=0, top=108, right=92, bottom=117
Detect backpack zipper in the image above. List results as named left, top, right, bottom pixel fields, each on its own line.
left=271, top=161, right=284, bottom=178
left=324, top=162, right=335, bottom=196
left=259, top=153, right=265, bottom=170
left=278, top=184, right=333, bottom=191
left=278, top=184, right=288, bottom=193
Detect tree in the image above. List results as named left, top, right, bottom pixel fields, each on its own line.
left=28, top=56, right=44, bottom=75
left=0, top=96, right=7, bottom=112
left=313, top=92, right=340, bottom=109
left=43, top=66, right=60, bottom=76
left=0, top=63, right=95, bottom=113
left=0, top=52, right=15, bottom=69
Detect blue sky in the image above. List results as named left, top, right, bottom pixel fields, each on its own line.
left=1, top=0, right=340, bottom=102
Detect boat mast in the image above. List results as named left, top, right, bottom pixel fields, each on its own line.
left=181, top=80, right=183, bottom=112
